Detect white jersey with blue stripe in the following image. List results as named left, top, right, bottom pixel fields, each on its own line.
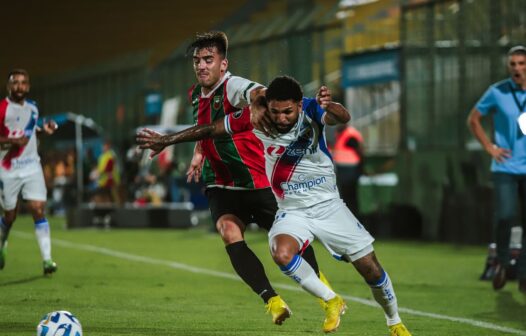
left=225, top=97, right=341, bottom=209
left=0, top=98, right=41, bottom=176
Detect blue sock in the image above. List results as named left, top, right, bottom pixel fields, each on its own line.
left=368, top=270, right=401, bottom=326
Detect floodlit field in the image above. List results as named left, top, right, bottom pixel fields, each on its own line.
left=1, top=216, right=525, bottom=336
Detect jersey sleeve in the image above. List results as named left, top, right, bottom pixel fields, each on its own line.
left=303, top=98, right=326, bottom=125
left=0, top=99, right=8, bottom=137
left=23, top=104, right=39, bottom=138
left=475, top=87, right=495, bottom=116
left=224, top=107, right=253, bottom=135
left=225, top=76, right=264, bottom=108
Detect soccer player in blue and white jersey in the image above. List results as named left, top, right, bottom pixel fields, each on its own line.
left=0, top=69, right=58, bottom=275
left=137, top=76, right=412, bottom=335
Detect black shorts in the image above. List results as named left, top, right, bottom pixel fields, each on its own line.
left=205, top=187, right=277, bottom=231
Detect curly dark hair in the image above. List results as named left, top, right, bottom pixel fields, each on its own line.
left=266, top=76, right=303, bottom=102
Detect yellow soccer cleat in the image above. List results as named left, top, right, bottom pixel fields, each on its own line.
left=265, top=295, right=291, bottom=325
left=323, top=295, right=347, bottom=333
left=318, top=271, right=334, bottom=308
left=389, top=323, right=412, bottom=336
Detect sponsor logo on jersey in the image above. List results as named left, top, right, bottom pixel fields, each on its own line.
left=266, top=145, right=286, bottom=156
left=266, top=145, right=317, bottom=157
left=280, top=176, right=327, bottom=193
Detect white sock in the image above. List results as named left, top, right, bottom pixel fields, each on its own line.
left=369, top=270, right=401, bottom=326
left=280, top=254, right=335, bottom=301
left=34, top=218, right=52, bottom=261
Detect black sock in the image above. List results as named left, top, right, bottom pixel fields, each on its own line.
left=225, top=241, right=277, bottom=303
left=301, top=244, right=320, bottom=276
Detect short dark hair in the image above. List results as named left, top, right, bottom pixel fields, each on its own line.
left=186, top=31, right=228, bottom=58
left=508, top=45, right=526, bottom=56
left=266, top=76, right=303, bottom=102
left=7, top=68, right=29, bottom=81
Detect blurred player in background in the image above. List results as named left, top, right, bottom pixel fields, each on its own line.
left=0, top=69, right=58, bottom=275
left=137, top=76, right=412, bottom=335
left=141, top=31, right=328, bottom=324
left=467, top=45, right=526, bottom=293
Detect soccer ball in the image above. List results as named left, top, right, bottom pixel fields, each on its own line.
left=37, top=310, right=82, bottom=336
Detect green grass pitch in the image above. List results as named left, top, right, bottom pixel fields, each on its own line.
left=0, top=216, right=525, bottom=335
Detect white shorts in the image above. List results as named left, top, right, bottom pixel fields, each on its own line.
left=0, top=168, right=47, bottom=210
left=269, top=198, right=375, bottom=262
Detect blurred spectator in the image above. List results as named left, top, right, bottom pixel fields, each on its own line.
left=83, top=147, right=98, bottom=196
left=93, top=140, right=121, bottom=204
left=52, top=157, right=68, bottom=215
left=333, top=124, right=364, bottom=217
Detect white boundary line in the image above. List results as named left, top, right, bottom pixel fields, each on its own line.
left=13, top=231, right=526, bottom=335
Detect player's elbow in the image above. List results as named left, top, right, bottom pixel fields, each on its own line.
left=466, top=110, right=480, bottom=130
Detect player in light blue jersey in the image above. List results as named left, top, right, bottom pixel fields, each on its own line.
left=467, top=45, right=526, bottom=293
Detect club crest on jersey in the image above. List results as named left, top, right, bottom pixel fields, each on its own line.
left=213, top=96, right=221, bottom=110
left=232, top=110, right=243, bottom=119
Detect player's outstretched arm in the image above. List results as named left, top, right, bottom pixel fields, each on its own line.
left=136, top=118, right=227, bottom=158
left=317, top=85, right=350, bottom=126
left=0, top=136, right=29, bottom=146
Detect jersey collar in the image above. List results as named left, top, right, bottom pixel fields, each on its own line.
left=6, top=97, right=26, bottom=107
left=200, top=71, right=232, bottom=98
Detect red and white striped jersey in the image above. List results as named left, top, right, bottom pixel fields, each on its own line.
left=0, top=97, right=41, bottom=175
left=189, top=72, right=269, bottom=189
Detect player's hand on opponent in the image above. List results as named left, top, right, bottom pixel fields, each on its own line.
left=136, top=128, right=166, bottom=159
left=250, top=97, right=276, bottom=138
left=486, top=144, right=511, bottom=163
left=186, top=151, right=203, bottom=183
left=316, top=85, right=332, bottom=109
left=43, top=119, right=58, bottom=135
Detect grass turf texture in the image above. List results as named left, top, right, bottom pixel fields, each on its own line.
left=0, top=216, right=525, bottom=335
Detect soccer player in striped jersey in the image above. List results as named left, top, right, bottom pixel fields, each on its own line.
left=143, top=31, right=327, bottom=325
left=137, top=76, right=412, bottom=335
left=0, top=69, right=58, bottom=275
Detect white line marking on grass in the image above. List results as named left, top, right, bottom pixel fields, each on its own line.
left=13, top=231, right=526, bottom=335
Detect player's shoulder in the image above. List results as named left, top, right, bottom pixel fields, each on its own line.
left=491, top=79, right=512, bottom=93
left=302, top=97, right=319, bottom=115
left=227, top=75, right=262, bottom=88
left=26, top=99, right=38, bottom=108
